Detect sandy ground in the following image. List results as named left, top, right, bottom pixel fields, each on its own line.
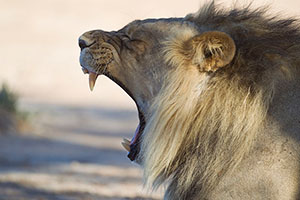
left=0, top=0, right=299, bottom=199
left=0, top=100, right=163, bottom=199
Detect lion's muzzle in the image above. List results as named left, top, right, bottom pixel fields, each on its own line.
left=79, top=31, right=117, bottom=91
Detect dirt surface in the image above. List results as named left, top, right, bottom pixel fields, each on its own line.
left=0, top=0, right=299, bottom=199
left=0, top=100, right=163, bottom=200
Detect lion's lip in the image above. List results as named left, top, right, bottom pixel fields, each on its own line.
left=125, top=110, right=145, bottom=162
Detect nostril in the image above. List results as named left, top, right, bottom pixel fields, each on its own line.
left=79, top=39, right=87, bottom=50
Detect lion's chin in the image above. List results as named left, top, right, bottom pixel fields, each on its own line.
left=122, top=110, right=145, bottom=163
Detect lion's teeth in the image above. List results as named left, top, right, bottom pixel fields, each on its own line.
left=89, top=72, right=98, bottom=91
left=121, top=142, right=130, bottom=152
left=82, top=68, right=89, bottom=74
left=123, top=138, right=131, bottom=144
left=122, top=138, right=131, bottom=152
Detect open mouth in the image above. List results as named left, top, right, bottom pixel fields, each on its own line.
left=80, top=65, right=145, bottom=162
left=79, top=33, right=147, bottom=162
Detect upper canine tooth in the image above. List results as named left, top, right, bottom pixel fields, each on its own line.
left=89, top=72, right=98, bottom=91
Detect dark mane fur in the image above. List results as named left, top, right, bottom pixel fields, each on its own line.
left=186, top=2, right=300, bottom=89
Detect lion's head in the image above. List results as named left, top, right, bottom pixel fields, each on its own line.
left=79, top=2, right=300, bottom=199
left=79, top=14, right=236, bottom=160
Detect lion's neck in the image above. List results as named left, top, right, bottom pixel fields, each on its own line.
left=140, top=65, right=272, bottom=198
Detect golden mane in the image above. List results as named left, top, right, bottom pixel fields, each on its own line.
left=140, top=33, right=275, bottom=197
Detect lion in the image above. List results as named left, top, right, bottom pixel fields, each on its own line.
left=78, top=2, right=300, bottom=199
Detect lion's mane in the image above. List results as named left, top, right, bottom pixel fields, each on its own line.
left=139, top=2, right=300, bottom=199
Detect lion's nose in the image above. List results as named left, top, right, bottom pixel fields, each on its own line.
left=79, top=39, right=88, bottom=50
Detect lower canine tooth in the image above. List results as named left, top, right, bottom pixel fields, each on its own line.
left=121, top=142, right=130, bottom=152
left=123, top=138, right=131, bottom=144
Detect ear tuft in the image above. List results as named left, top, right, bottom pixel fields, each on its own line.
left=189, top=31, right=236, bottom=72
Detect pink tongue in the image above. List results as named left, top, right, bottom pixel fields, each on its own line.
left=131, top=124, right=140, bottom=145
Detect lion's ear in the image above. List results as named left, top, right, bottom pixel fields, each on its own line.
left=187, top=31, right=236, bottom=72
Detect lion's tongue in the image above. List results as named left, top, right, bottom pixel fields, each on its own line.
left=89, top=72, right=98, bottom=91
left=131, top=124, right=140, bottom=145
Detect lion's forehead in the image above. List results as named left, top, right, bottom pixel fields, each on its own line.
left=122, top=19, right=199, bottom=40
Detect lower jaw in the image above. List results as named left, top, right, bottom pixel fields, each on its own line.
left=123, top=110, right=146, bottom=162
left=128, top=124, right=144, bottom=162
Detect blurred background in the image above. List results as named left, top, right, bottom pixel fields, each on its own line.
left=0, top=0, right=299, bottom=199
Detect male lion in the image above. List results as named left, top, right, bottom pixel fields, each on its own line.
left=78, top=2, right=300, bottom=199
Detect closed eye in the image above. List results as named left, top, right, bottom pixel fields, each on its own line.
left=121, top=34, right=131, bottom=41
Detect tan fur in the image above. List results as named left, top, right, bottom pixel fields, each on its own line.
left=141, top=32, right=275, bottom=198
left=189, top=31, right=236, bottom=72
left=163, top=31, right=236, bottom=72
left=79, top=2, right=300, bottom=198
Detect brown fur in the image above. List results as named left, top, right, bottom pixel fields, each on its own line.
left=140, top=2, right=300, bottom=199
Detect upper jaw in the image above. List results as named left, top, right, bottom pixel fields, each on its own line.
left=79, top=32, right=154, bottom=163
left=79, top=39, right=119, bottom=91
left=79, top=52, right=101, bottom=92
